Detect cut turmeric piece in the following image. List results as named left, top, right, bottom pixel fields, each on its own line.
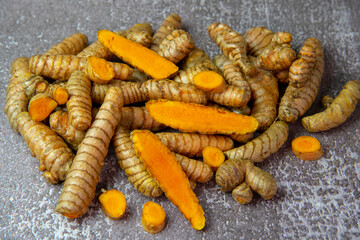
left=202, top=146, right=225, bottom=171
left=142, top=201, right=166, bottom=234
left=131, top=130, right=205, bottom=230
left=97, top=29, right=179, bottom=79
left=28, top=94, right=58, bottom=121
left=99, top=189, right=127, bottom=220
left=291, top=136, right=324, bottom=161
left=193, top=71, right=225, bottom=93
left=146, top=99, right=258, bottom=135
left=84, top=56, right=115, bottom=84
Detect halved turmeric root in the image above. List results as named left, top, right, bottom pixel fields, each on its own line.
left=28, top=94, right=58, bottom=121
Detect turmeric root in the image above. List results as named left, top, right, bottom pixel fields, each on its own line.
left=224, top=121, right=289, bottom=162
left=157, top=29, right=194, bottom=63
left=66, top=71, right=92, bottom=131
left=321, top=95, right=334, bottom=109
left=151, top=13, right=182, bottom=53
left=193, top=71, right=225, bottom=93
left=275, top=69, right=290, bottom=84
left=49, top=110, right=86, bottom=150
left=84, top=56, right=115, bottom=84
left=174, top=153, right=213, bottom=183
left=208, top=23, right=256, bottom=76
left=28, top=94, right=58, bottom=121
left=99, top=189, right=127, bottom=220
left=129, top=68, right=148, bottom=82
left=112, top=126, right=163, bottom=198
left=232, top=182, right=253, bottom=204
left=118, top=106, right=165, bottom=131
left=120, top=23, right=153, bottom=48
left=142, top=201, right=166, bottom=234
left=131, top=130, right=205, bottom=230
left=181, top=47, right=220, bottom=72
left=243, top=26, right=292, bottom=56
left=202, top=146, right=225, bottom=171
left=146, top=99, right=258, bottom=135
left=45, top=33, right=88, bottom=55
left=36, top=82, right=69, bottom=105
left=55, top=87, right=124, bottom=218
left=77, top=40, right=114, bottom=60
left=17, top=112, right=74, bottom=184
left=156, top=132, right=234, bottom=157
left=97, top=29, right=179, bottom=79
left=302, top=80, right=360, bottom=132
left=110, top=62, right=133, bottom=80
left=279, top=38, right=324, bottom=122
left=291, top=136, right=324, bottom=161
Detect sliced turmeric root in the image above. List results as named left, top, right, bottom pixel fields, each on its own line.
left=97, top=29, right=179, bottom=79
left=99, top=189, right=127, bottom=220
left=142, top=201, right=166, bottom=234
left=146, top=99, right=258, bottom=135
left=28, top=94, right=58, bottom=121
left=291, top=136, right=324, bottom=161
left=193, top=71, right=225, bottom=93
left=131, top=130, right=205, bottom=230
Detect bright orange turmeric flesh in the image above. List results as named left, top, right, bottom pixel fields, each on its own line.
left=202, top=146, right=225, bottom=171
left=193, top=71, right=225, bottom=93
left=142, top=201, right=166, bottom=234
left=99, top=189, right=127, bottom=220
left=146, top=99, right=258, bottom=135
left=28, top=94, right=58, bottom=121
left=131, top=130, right=205, bottom=230
left=97, top=29, right=179, bottom=79
left=85, top=56, right=115, bottom=84
left=291, top=136, right=324, bottom=161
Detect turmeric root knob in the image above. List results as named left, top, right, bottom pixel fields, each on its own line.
left=291, top=136, right=324, bottom=161
left=202, top=146, right=225, bottom=171
left=99, top=189, right=127, bottom=220
left=193, top=71, right=225, bottom=93
left=142, top=201, right=166, bottom=234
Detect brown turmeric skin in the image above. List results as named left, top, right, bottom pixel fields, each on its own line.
left=56, top=87, right=124, bottom=218
left=232, top=182, right=253, bottom=204
left=224, top=121, right=289, bottom=163
left=208, top=23, right=256, bottom=76
left=156, top=132, right=234, bottom=157
left=174, top=153, right=213, bottom=183
left=120, top=23, right=153, bottom=48
left=35, top=82, right=69, bottom=105
left=279, top=38, right=324, bottom=122
left=302, top=80, right=360, bottom=132
left=17, top=112, right=74, bottom=184
left=45, top=33, right=88, bottom=55
left=118, top=106, right=165, bottom=131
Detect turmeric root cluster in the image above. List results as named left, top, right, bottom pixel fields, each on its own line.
left=5, top=12, right=359, bottom=234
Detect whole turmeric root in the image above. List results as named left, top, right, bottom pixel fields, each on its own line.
left=45, top=33, right=88, bottom=55
left=174, top=153, right=213, bottom=183
left=56, top=87, right=124, bottom=218
left=302, top=80, right=360, bottom=132
left=17, top=112, right=74, bottom=184
left=279, top=38, right=324, bottom=122
left=224, top=121, right=289, bottom=162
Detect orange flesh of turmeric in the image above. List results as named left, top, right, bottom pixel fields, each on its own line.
left=132, top=130, right=205, bottom=230
left=142, top=201, right=166, bottom=234
left=98, top=189, right=126, bottom=220
left=291, top=136, right=324, bottom=161
left=29, top=97, right=58, bottom=121
left=53, top=88, right=69, bottom=105
left=193, top=71, right=225, bottom=93
left=202, top=146, right=225, bottom=171
left=97, top=29, right=178, bottom=79
left=87, top=56, right=115, bottom=83
left=146, top=100, right=258, bottom=135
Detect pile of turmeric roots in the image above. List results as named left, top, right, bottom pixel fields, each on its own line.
left=5, top=13, right=360, bottom=232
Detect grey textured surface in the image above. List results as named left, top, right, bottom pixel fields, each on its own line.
left=0, top=0, right=359, bottom=239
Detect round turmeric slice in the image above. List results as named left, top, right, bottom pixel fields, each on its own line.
left=193, top=71, right=225, bottom=93
left=141, top=201, right=166, bottom=234
left=99, top=189, right=127, bottom=220
left=291, top=136, right=324, bottom=161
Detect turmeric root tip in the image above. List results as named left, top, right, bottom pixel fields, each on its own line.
left=142, top=201, right=166, bottom=234
left=99, top=189, right=127, bottom=220
left=291, top=136, right=324, bottom=161
left=193, top=71, right=225, bottom=93
left=202, top=146, right=225, bottom=171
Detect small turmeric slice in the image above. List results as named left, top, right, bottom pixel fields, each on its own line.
left=193, top=71, right=225, bottom=93
left=142, top=201, right=166, bottom=234
left=28, top=94, right=58, bottom=121
left=291, top=136, right=324, bottom=161
left=146, top=100, right=258, bottom=135
left=97, top=29, right=179, bottom=79
left=99, top=189, right=127, bottom=220
left=202, top=146, right=225, bottom=171
left=131, top=130, right=205, bottom=230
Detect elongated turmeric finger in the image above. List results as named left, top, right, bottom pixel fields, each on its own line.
left=98, top=29, right=179, bottom=79
left=28, top=94, right=58, bottom=121
left=99, top=189, right=127, bottom=220
left=56, top=87, right=124, bottom=218
left=77, top=40, right=114, bottom=59
left=156, top=132, right=234, bottom=157
left=291, top=136, right=324, bottom=161
left=174, top=153, right=213, bottom=183
left=45, top=33, right=88, bottom=55
left=17, top=112, right=74, bottom=184
left=131, top=130, right=205, bottom=230
left=302, top=80, right=360, bottom=132
left=112, top=126, right=163, bottom=198
left=118, top=106, right=165, bottom=131
left=224, top=121, right=289, bottom=162
left=147, top=100, right=258, bottom=135
left=142, top=201, right=166, bottom=234
left=202, top=146, right=225, bottom=171
left=66, top=71, right=92, bottom=131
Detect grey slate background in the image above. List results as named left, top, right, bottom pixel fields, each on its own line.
left=0, top=0, right=359, bottom=239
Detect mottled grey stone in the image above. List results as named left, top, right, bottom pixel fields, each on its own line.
left=0, top=0, right=359, bottom=239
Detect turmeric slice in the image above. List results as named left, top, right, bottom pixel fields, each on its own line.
left=302, top=80, right=360, bottom=132
left=291, top=136, right=324, bottom=161
left=131, top=130, right=205, bottom=230
left=44, top=33, right=88, bottom=55
left=99, top=189, right=127, bottom=220
left=146, top=99, right=258, bottom=135
left=193, top=71, right=225, bottom=93
left=202, top=146, right=225, bottom=171
left=28, top=94, right=58, bottom=121
left=142, top=201, right=166, bottom=234
left=36, top=82, right=69, bottom=105
left=97, top=29, right=179, bottom=79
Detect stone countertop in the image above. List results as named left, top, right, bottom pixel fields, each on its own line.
left=0, top=0, right=359, bottom=239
